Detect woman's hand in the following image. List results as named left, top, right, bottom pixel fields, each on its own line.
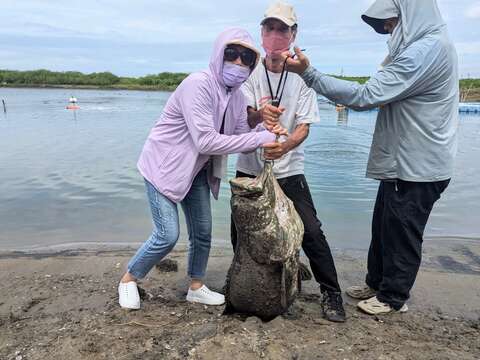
left=262, top=124, right=289, bottom=160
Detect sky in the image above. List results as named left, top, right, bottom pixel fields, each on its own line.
left=0, top=0, right=478, bottom=78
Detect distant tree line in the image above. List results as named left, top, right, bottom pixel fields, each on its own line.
left=0, top=70, right=121, bottom=86
left=0, top=69, right=477, bottom=92
left=460, top=78, right=480, bottom=89
left=332, top=75, right=479, bottom=90
left=0, top=69, right=189, bottom=91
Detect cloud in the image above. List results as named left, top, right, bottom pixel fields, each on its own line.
left=465, top=2, right=480, bottom=18
left=0, top=0, right=479, bottom=77
left=456, top=41, right=480, bottom=55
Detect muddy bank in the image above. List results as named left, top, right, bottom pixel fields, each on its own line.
left=0, top=242, right=479, bottom=360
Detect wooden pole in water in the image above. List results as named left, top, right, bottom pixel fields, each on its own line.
left=2, top=99, right=6, bottom=113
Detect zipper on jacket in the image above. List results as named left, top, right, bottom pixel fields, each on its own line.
left=220, top=92, right=232, bottom=134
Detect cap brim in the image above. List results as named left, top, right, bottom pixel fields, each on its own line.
left=361, top=15, right=389, bottom=34
left=226, top=39, right=261, bottom=68
left=260, top=16, right=296, bottom=27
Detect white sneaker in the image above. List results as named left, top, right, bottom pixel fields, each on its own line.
left=186, top=285, right=225, bottom=306
left=357, top=296, right=408, bottom=315
left=118, top=281, right=141, bottom=310
left=346, top=284, right=377, bottom=300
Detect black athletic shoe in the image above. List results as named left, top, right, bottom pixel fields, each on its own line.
left=321, top=291, right=346, bottom=323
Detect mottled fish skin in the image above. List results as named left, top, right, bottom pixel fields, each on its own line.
left=226, top=162, right=304, bottom=320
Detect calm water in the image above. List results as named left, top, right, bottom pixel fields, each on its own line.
left=1, top=88, right=479, bottom=251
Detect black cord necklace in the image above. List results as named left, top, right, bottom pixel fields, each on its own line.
left=263, top=58, right=289, bottom=108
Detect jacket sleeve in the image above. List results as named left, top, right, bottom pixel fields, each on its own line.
left=233, top=94, right=252, bottom=135
left=301, top=41, right=440, bottom=110
left=179, top=76, right=275, bottom=155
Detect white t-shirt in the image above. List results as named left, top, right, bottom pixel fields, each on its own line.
left=236, top=61, right=320, bottom=179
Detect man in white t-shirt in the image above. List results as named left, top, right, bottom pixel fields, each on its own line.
left=231, top=2, right=346, bottom=323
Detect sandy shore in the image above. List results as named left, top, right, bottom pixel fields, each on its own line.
left=1, top=241, right=479, bottom=360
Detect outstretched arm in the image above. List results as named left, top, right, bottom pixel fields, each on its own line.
left=285, top=46, right=428, bottom=110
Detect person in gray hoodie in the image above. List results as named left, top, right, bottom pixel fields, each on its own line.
left=284, top=0, right=459, bottom=315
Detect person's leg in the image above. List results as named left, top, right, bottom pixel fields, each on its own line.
left=180, top=169, right=212, bottom=284
left=279, top=175, right=341, bottom=293
left=230, top=170, right=256, bottom=251
left=279, top=175, right=345, bottom=322
left=365, top=181, right=386, bottom=291
left=119, top=179, right=179, bottom=309
left=376, top=179, right=450, bottom=310
left=346, top=182, right=384, bottom=300
left=181, top=169, right=224, bottom=305
left=125, top=180, right=180, bottom=281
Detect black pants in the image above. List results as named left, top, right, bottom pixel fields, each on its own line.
left=230, top=171, right=341, bottom=293
left=366, top=179, right=450, bottom=310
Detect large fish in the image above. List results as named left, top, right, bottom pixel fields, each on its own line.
left=225, top=162, right=304, bottom=320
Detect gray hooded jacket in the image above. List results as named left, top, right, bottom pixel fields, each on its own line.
left=301, top=0, right=459, bottom=181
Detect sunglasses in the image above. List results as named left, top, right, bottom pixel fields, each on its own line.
left=224, top=47, right=257, bottom=68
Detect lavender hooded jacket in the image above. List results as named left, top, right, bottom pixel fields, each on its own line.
left=138, top=28, right=275, bottom=203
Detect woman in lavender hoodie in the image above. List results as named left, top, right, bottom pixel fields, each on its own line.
left=118, top=28, right=282, bottom=309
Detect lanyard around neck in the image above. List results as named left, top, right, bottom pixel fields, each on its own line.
left=263, top=58, right=289, bottom=107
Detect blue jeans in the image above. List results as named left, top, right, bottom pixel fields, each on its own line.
left=127, top=169, right=212, bottom=279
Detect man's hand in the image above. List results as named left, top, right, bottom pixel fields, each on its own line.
left=263, top=123, right=309, bottom=160
left=260, top=103, right=285, bottom=130
left=271, top=124, right=289, bottom=137
left=262, top=141, right=291, bottom=160
left=282, top=46, right=310, bottom=75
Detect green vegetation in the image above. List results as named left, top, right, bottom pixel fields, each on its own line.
left=333, top=76, right=480, bottom=101
left=459, top=79, right=480, bottom=102
left=0, top=69, right=189, bottom=91
left=459, top=78, right=480, bottom=90
left=0, top=69, right=479, bottom=100
left=334, top=75, right=480, bottom=90
left=333, top=75, right=370, bottom=84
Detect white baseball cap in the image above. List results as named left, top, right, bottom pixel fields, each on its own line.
left=261, top=2, right=297, bottom=27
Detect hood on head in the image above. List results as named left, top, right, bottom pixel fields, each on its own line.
left=209, top=27, right=260, bottom=89
left=362, top=0, right=445, bottom=59
left=362, top=0, right=399, bottom=34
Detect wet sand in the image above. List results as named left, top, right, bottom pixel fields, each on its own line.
left=0, top=241, right=479, bottom=360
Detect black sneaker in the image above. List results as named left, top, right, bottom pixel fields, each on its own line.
left=321, top=291, right=346, bottom=323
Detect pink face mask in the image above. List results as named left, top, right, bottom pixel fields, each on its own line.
left=261, top=29, right=292, bottom=56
